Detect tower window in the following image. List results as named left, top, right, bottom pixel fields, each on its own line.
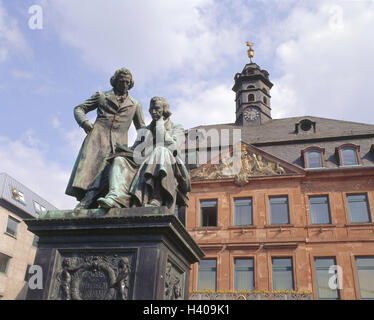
left=263, top=96, right=267, bottom=105
left=246, top=85, right=255, bottom=89
left=248, top=94, right=255, bottom=102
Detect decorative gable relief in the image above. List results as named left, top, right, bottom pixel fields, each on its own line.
left=191, top=144, right=293, bottom=186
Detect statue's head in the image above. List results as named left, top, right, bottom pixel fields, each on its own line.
left=110, top=68, right=134, bottom=91
left=149, top=96, right=172, bottom=120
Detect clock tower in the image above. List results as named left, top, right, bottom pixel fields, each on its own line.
left=233, top=42, right=273, bottom=126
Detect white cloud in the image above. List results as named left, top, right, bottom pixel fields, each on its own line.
left=270, top=1, right=374, bottom=123
left=0, top=134, right=77, bottom=210
left=51, top=115, right=86, bottom=154
left=0, top=1, right=29, bottom=62
left=46, top=0, right=242, bottom=84
left=11, top=70, right=34, bottom=80
left=172, top=80, right=236, bottom=128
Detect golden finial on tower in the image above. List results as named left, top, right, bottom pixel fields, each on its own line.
left=246, top=41, right=254, bottom=63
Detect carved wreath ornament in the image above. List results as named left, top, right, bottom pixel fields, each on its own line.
left=55, top=254, right=132, bottom=300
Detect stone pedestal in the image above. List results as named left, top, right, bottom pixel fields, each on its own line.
left=24, top=207, right=204, bottom=300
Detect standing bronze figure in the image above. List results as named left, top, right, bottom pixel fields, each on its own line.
left=65, top=68, right=145, bottom=203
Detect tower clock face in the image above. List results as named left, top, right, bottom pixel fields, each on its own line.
left=243, top=107, right=260, bottom=121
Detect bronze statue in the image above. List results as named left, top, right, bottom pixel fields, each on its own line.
left=65, top=68, right=145, bottom=204
left=96, top=97, right=190, bottom=212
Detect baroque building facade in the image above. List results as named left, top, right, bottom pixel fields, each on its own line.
left=185, top=51, right=374, bottom=300
left=0, top=172, right=57, bottom=299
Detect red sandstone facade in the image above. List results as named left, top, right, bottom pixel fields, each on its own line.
left=183, top=54, right=374, bottom=300
left=187, top=168, right=374, bottom=299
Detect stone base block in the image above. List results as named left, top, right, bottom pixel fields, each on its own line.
left=24, top=207, right=204, bottom=300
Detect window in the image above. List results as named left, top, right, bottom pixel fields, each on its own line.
left=301, top=147, right=325, bottom=168
left=347, top=194, right=371, bottom=223
left=272, top=257, right=294, bottom=290
left=247, top=85, right=255, bottom=89
left=355, top=257, right=374, bottom=299
left=234, top=198, right=253, bottom=226
left=248, top=94, right=255, bottom=102
left=269, top=196, right=290, bottom=225
left=200, top=200, right=217, bottom=227
left=234, top=258, right=254, bottom=291
left=341, top=147, right=358, bottom=165
left=314, top=257, right=340, bottom=299
left=33, top=201, right=46, bottom=215
left=309, top=196, right=331, bottom=224
left=263, top=96, right=267, bottom=105
left=198, top=259, right=216, bottom=291
left=306, top=150, right=323, bottom=168
left=336, top=144, right=361, bottom=166
left=6, top=216, right=19, bottom=237
left=0, top=253, right=10, bottom=274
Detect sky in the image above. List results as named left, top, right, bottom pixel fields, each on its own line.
left=1, top=0, right=374, bottom=209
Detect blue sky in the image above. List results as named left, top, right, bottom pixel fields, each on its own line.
left=1, top=0, right=374, bottom=209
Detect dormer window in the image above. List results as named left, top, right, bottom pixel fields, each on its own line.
left=336, top=144, right=361, bottom=166
left=301, top=147, right=325, bottom=168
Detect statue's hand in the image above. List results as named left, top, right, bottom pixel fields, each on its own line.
left=82, top=121, right=94, bottom=134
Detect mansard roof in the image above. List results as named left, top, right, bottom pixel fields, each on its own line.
left=187, top=115, right=374, bottom=170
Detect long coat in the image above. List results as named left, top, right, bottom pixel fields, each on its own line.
left=65, top=90, right=145, bottom=201
left=129, top=119, right=191, bottom=209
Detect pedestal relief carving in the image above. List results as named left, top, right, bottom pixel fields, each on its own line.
left=53, top=253, right=133, bottom=300
left=164, top=261, right=184, bottom=300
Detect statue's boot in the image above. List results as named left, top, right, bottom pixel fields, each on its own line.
left=97, top=197, right=122, bottom=208
left=145, top=199, right=161, bottom=207
left=74, top=189, right=99, bottom=210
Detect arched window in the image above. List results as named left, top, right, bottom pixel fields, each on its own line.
left=341, top=147, right=358, bottom=165
left=263, top=96, right=267, bottom=105
left=248, top=94, right=255, bottom=102
left=336, top=144, right=361, bottom=166
left=301, top=147, right=325, bottom=168
left=247, top=85, right=255, bottom=89
left=262, top=88, right=268, bottom=94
